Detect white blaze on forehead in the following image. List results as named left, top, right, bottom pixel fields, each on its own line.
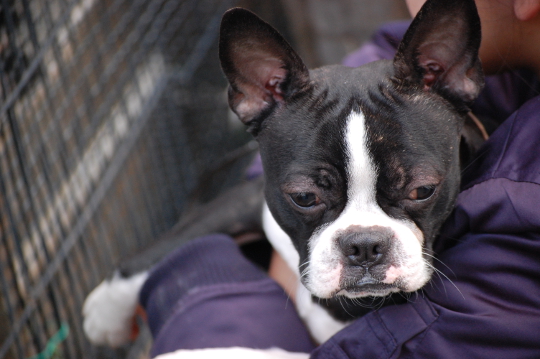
left=305, top=111, right=429, bottom=298
left=346, top=111, right=378, bottom=206
left=309, top=111, right=380, bottom=249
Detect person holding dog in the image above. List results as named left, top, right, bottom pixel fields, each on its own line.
left=139, top=0, right=540, bottom=357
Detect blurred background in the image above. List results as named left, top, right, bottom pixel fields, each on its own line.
left=0, top=0, right=408, bottom=358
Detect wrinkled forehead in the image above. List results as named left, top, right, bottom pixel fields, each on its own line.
left=259, top=83, right=458, bottom=181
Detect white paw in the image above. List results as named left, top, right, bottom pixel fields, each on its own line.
left=83, top=271, right=148, bottom=347
left=155, top=347, right=310, bottom=359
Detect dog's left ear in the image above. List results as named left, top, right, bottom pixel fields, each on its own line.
left=393, top=0, right=484, bottom=111
left=219, top=8, right=309, bottom=132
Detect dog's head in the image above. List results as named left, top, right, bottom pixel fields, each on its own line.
left=219, top=0, right=483, bottom=299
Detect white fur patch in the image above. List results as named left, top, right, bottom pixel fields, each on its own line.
left=263, top=203, right=347, bottom=342
left=295, top=284, right=347, bottom=343
left=263, top=203, right=300, bottom=279
left=155, top=347, right=310, bottom=359
left=305, top=111, right=428, bottom=298
left=83, top=270, right=148, bottom=347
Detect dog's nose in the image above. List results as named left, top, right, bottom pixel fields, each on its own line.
left=338, top=229, right=391, bottom=268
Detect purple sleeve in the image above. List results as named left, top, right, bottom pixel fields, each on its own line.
left=471, top=69, right=540, bottom=131
left=342, top=20, right=409, bottom=67
left=139, top=235, right=315, bottom=357
left=313, top=96, right=540, bottom=358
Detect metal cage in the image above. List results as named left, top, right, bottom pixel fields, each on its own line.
left=0, top=0, right=411, bottom=357
left=0, top=0, right=254, bottom=357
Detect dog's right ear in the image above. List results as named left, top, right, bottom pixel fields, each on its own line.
left=219, top=8, right=309, bottom=133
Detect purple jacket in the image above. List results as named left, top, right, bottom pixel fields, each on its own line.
left=141, top=22, right=540, bottom=358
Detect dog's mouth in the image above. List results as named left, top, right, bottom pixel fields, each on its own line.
left=337, top=278, right=400, bottom=298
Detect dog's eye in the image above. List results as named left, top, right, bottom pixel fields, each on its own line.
left=289, top=192, right=319, bottom=208
left=408, top=186, right=436, bottom=201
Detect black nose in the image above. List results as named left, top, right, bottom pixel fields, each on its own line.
left=338, top=229, right=391, bottom=268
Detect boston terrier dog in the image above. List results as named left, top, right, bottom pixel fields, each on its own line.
left=217, top=0, right=483, bottom=344
left=83, top=0, right=485, bottom=354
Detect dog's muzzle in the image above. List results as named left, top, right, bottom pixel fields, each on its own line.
left=336, top=226, right=401, bottom=296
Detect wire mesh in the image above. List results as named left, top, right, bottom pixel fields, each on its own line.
left=0, top=0, right=247, bottom=357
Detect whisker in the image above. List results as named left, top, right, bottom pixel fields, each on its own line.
left=299, top=262, right=311, bottom=281
left=337, top=296, right=355, bottom=318
left=426, top=261, right=465, bottom=300
left=425, top=260, right=447, bottom=296
left=300, top=268, right=311, bottom=280
left=397, top=291, right=414, bottom=303
left=461, top=147, right=489, bottom=175
left=422, top=251, right=457, bottom=278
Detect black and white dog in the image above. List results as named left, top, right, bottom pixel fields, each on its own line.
left=84, top=0, right=485, bottom=355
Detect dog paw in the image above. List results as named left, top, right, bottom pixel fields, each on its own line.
left=83, top=271, right=148, bottom=347
left=155, top=347, right=310, bottom=359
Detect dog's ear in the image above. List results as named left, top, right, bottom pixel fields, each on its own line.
left=393, top=0, right=484, bottom=111
left=219, top=8, right=309, bottom=132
